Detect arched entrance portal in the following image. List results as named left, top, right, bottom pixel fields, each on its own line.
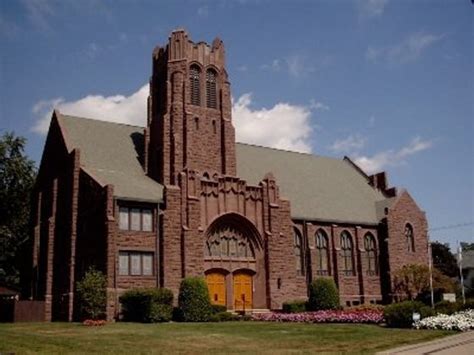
left=203, top=213, right=264, bottom=310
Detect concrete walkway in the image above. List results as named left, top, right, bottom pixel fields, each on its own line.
left=378, top=331, right=474, bottom=354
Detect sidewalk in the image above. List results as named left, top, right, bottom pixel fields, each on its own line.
left=378, top=331, right=474, bottom=354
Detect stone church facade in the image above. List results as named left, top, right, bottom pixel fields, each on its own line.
left=26, top=30, right=429, bottom=321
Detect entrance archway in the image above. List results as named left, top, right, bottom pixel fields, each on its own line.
left=203, top=213, right=264, bottom=310
left=233, top=271, right=253, bottom=311
left=206, top=272, right=226, bottom=306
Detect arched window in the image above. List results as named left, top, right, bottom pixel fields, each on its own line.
left=405, top=224, right=415, bottom=252
left=206, top=69, right=217, bottom=109
left=340, top=231, right=354, bottom=276
left=205, top=227, right=255, bottom=260
left=294, top=228, right=304, bottom=276
left=364, top=233, right=377, bottom=276
left=315, top=229, right=329, bottom=276
left=190, top=65, right=201, bottom=106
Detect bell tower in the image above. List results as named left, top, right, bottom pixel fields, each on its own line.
left=145, top=29, right=236, bottom=185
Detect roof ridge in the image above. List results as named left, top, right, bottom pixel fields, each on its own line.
left=236, top=141, right=324, bottom=158
left=60, top=113, right=145, bottom=129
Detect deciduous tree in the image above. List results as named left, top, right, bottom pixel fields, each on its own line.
left=0, top=132, right=36, bottom=287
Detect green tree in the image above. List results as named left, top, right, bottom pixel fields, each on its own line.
left=76, top=268, right=107, bottom=320
left=0, top=132, right=36, bottom=287
left=431, top=241, right=458, bottom=277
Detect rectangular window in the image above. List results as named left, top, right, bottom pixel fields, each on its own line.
left=142, top=253, right=153, bottom=276
left=130, top=252, right=141, bottom=275
left=118, top=206, right=154, bottom=232
left=130, top=209, right=141, bottom=231
left=142, top=209, right=153, bottom=232
left=119, top=252, right=129, bottom=275
left=118, top=251, right=154, bottom=276
left=119, top=207, right=129, bottom=230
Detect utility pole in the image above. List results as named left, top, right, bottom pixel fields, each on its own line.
left=427, top=239, right=434, bottom=309
left=458, top=242, right=466, bottom=305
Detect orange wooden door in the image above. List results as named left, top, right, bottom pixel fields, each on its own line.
left=233, top=272, right=253, bottom=311
left=206, top=272, right=226, bottom=306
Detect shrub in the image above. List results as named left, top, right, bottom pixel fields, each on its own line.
left=308, top=278, right=340, bottom=311
left=120, top=288, right=173, bottom=322
left=210, top=312, right=240, bottom=322
left=282, top=300, right=307, bottom=313
left=76, top=268, right=107, bottom=320
left=434, top=300, right=461, bottom=315
left=149, top=303, right=173, bottom=323
left=211, top=304, right=228, bottom=314
left=178, top=277, right=212, bottom=322
left=384, top=300, right=434, bottom=328
left=460, top=298, right=474, bottom=311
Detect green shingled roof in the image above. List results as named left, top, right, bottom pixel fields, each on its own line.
left=58, top=114, right=389, bottom=223
left=59, top=114, right=163, bottom=203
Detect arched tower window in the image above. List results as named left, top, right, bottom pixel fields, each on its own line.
left=405, top=224, right=415, bottom=252
left=294, top=228, right=304, bottom=276
left=315, top=229, right=329, bottom=276
left=364, top=233, right=377, bottom=276
left=190, top=65, right=201, bottom=106
left=340, top=231, right=354, bottom=276
left=206, top=69, right=217, bottom=109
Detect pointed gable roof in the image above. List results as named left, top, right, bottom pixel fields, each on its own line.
left=55, top=114, right=391, bottom=223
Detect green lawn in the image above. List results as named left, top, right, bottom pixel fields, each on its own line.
left=0, top=321, right=452, bottom=354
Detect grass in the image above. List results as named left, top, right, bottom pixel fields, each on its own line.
left=0, top=321, right=452, bottom=354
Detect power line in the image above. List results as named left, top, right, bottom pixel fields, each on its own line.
left=429, top=222, right=474, bottom=232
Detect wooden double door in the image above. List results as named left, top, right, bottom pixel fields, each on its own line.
left=206, top=271, right=253, bottom=310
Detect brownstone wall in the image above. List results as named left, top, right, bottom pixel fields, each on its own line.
left=386, top=190, right=429, bottom=299
left=147, top=30, right=236, bottom=186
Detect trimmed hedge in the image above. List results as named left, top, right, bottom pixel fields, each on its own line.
left=282, top=300, right=307, bottom=313
left=308, top=278, right=340, bottom=311
left=384, top=300, right=434, bottom=328
left=120, top=288, right=173, bottom=323
left=178, top=277, right=213, bottom=322
left=211, top=304, right=228, bottom=314
left=209, top=312, right=240, bottom=322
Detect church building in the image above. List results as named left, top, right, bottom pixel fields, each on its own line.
left=28, top=29, right=429, bottom=321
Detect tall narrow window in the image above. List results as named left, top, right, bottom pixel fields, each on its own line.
left=405, top=224, right=415, bottom=252
left=206, top=69, right=217, bottom=108
left=315, top=229, right=329, bottom=276
left=190, top=65, right=201, bottom=106
left=294, top=228, right=304, bottom=275
left=364, top=233, right=377, bottom=276
left=340, top=231, right=354, bottom=276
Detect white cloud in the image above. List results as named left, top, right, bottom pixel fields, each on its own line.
left=353, top=136, right=433, bottom=174
left=20, top=0, right=55, bottom=31
left=32, top=84, right=149, bottom=134
left=309, top=99, right=330, bottom=111
left=367, top=32, right=444, bottom=65
left=358, top=0, right=389, bottom=19
left=232, top=93, right=313, bottom=153
left=32, top=86, right=314, bottom=153
left=197, top=6, right=209, bottom=17
left=329, top=134, right=366, bottom=154
left=261, top=59, right=281, bottom=72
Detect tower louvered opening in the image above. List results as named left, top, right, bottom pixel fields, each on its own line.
left=206, top=69, right=217, bottom=109
left=190, top=65, right=201, bottom=106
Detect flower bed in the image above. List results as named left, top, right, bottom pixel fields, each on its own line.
left=414, top=310, right=474, bottom=332
left=252, top=309, right=384, bottom=324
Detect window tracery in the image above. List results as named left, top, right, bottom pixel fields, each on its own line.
left=205, top=227, right=255, bottom=260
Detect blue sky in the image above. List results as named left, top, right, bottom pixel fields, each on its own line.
left=1, top=0, right=473, bottom=249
